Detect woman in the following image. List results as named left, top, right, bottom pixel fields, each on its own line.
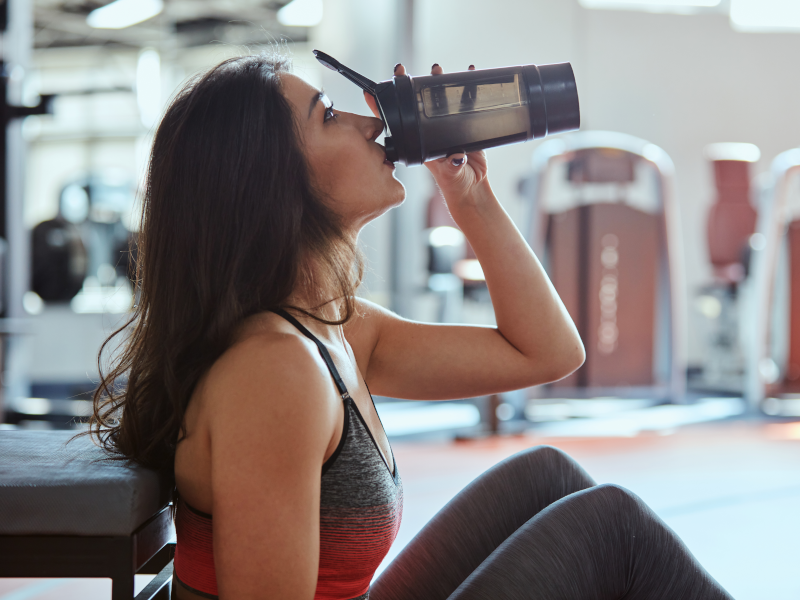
left=91, top=52, right=733, bottom=599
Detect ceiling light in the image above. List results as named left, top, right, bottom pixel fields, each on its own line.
left=87, top=0, right=164, bottom=30
left=579, top=0, right=720, bottom=12
left=277, top=0, right=324, bottom=27
left=730, top=0, right=800, bottom=32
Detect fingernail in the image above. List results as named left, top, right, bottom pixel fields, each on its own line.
left=451, top=157, right=465, bottom=166
left=394, top=63, right=401, bottom=72
left=432, top=63, right=439, bottom=70
left=468, top=64, right=475, bottom=70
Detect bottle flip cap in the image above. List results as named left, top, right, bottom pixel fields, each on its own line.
left=313, top=49, right=410, bottom=162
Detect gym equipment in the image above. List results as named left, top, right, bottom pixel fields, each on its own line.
left=0, top=430, right=175, bottom=599
left=425, top=188, right=466, bottom=323
left=744, top=147, right=800, bottom=412
left=522, top=131, right=686, bottom=401
left=693, top=143, right=760, bottom=393
left=31, top=217, right=88, bottom=302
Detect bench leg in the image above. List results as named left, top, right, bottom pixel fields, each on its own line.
left=112, top=570, right=135, bottom=600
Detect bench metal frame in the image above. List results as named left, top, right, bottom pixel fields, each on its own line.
left=0, top=504, right=175, bottom=600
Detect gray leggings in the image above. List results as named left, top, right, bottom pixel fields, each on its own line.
left=371, top=446, right=734, bottom=600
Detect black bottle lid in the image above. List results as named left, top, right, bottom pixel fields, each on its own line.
left=539, top=63, right=580, bottom=136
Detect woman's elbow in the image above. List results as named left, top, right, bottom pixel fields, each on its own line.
left=546, top=340, right=586, bottom=382
left=570, top=340, right=587, bottom=371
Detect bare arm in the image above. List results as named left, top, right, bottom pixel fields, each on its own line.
left=350, top=63, right=584, bottom=401
left=347, top=220, right=584, bottom=401
left=207, top=335, right=338, bottom=599
left=345, top=164, right=584, bottom=401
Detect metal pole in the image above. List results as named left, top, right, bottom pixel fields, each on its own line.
left=389, top=0, right=418, bottom=317
left=1, top=0, right=51, bottom=419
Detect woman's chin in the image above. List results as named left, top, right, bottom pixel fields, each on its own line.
left=381, top=195, right=405, bottom=215
left=390, top=182, right=407, bottom=208
left=376, top=192, right=406, bottom=221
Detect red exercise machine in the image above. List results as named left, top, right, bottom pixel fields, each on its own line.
left=522, top=131, right=686, bottom=402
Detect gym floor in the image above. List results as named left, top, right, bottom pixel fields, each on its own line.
left=1, top=414, right=798, bottom=599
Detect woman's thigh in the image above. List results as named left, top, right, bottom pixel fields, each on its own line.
left=447, top=484, right=734, bottom=600
left=370, top=445, right=596, bottom=600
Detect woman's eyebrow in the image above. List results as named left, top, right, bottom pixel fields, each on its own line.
left=308, top=91, right=324, bottom=119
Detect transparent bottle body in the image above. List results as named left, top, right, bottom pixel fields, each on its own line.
left=411, top=66, right=532, bottom=161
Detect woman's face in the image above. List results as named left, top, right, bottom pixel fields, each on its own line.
left=281, top=73, right=406, bottom=233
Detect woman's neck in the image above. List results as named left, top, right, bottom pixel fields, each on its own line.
left=284, top=286, right=343, bottom=321
left=279, top=293, right=345, bottom=349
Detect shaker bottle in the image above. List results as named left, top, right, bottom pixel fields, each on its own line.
left=313, top=50, right=580, bottom=166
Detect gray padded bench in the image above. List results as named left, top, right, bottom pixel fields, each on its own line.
left=0, top=430, right=176, bottom=599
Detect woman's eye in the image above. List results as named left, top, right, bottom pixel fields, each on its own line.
left=324, top=105, right=337, bottom=123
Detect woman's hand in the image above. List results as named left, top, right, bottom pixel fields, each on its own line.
left=363, top=63, right=492, bottom=211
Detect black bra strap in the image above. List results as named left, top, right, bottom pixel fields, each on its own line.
left=271, top=308, right=351, bottom=400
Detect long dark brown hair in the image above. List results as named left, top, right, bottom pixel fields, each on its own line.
left=88, top=52, right=363, bottom=471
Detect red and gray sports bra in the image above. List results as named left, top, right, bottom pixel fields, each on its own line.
left=173, top=308, right=404, bottom=600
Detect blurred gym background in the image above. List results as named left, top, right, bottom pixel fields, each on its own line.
left=1, top=0, right=800, bottom=598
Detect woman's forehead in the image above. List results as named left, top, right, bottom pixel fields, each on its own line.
left=280, top=72, right=320, bottom=104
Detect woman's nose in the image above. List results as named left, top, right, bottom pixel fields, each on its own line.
left=364, top=116, right=384, bottom=142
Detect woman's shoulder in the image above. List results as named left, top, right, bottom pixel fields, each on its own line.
left=175, top=318, right=338, bottom=515
left=196, top=323, right=339, bottom=429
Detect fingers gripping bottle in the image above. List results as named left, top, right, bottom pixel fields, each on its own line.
left=313, top=50, right=580, bottom=166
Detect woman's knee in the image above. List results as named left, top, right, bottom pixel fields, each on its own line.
left=503, top=445, right=593, bottom=485
left=585, top=482, right=636, bottom=499
left=531, top=483, right=648, bottom=545
left=505, top=445, right=575, bottom=471
left=469, top=446, right=596, bottom=506
left=577, top=483, right=646, bottom=516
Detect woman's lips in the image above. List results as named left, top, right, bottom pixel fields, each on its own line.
left=379, top=144, right=395, bottom=169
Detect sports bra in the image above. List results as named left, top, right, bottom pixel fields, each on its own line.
left=173, top=308, right=404, bottom=600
